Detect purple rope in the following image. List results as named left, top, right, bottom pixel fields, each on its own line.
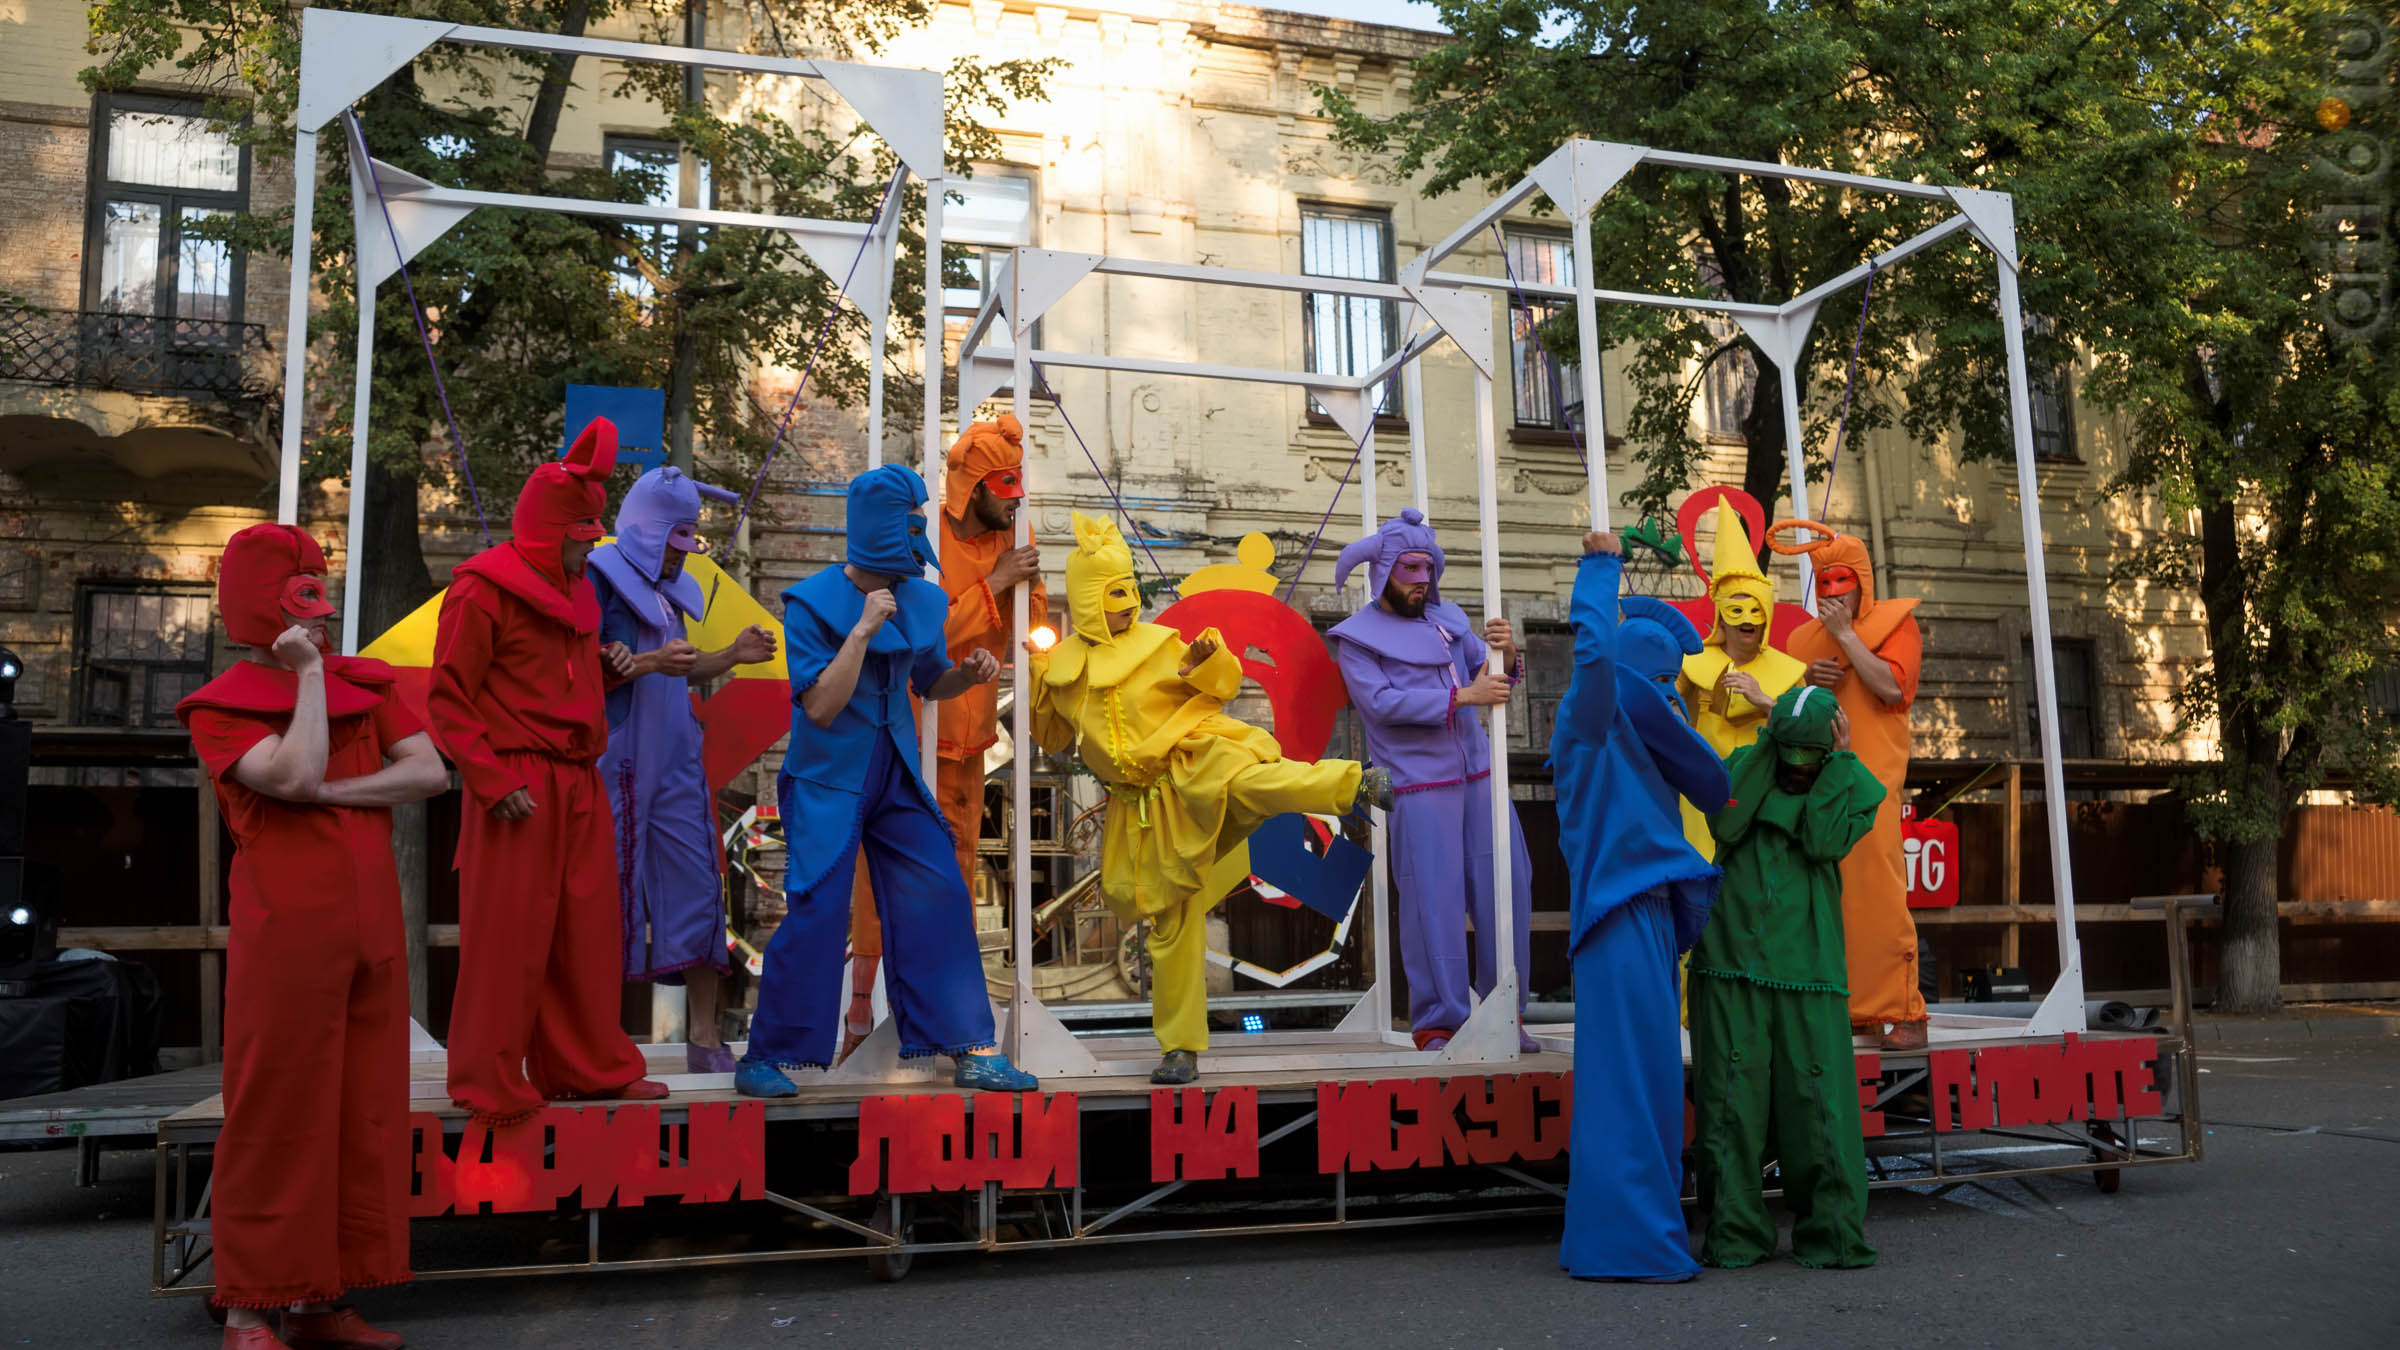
left=1275, top=402, right=1380, bottom=606
left=1490, top=223, right=1589, bottom=473
left=1030, top=373, right=1172, bottom=583
left=719, top=179, right=894, bottom=558
left=1815, top=259, right=1879, bottom=521
left=344, top=112, right=492, bottom=545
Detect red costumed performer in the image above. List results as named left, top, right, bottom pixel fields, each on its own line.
left=430, top=420, right=666, bottom=1123
left=177, top=524, right=450, bottom=1350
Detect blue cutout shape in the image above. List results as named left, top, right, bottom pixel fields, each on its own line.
left=1245, top=812, right=1372, bottom=921
left=564, top=385, right=668, bottom=473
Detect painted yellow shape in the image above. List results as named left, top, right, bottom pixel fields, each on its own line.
left=1182, top=531, right=1280, bottom=596
left=359, top=543, right=783, bottom=679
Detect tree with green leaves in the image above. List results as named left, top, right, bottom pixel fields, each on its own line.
left=1324, top=1, right=2398, bottom=1012
left=84, top=0, right=1053, bottom=638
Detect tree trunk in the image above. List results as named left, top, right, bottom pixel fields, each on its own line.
left=2217, top=829, right=2282, bottom=1014
left=522, top=2, right=591, bottom=161
left=1740, top=355, right=1794, bottom=531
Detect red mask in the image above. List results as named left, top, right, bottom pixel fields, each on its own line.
left=512, top=418, right=618, bottom=586
left=218, top=524, right=334, bottom=647
left=1815, top=565, right=1862, bottom=599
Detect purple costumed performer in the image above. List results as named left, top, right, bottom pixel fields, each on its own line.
left=590, top=466, right=776, bottom=1075
left=1329, top=508, right=1536, bottom=1052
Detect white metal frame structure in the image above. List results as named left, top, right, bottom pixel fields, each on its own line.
left=961, top=138, right=2089, bottom=1073
left=271, top=6, right=949, bottom=667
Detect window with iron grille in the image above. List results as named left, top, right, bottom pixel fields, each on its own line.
left=605, top=136, right=712, bottom=304
left=1510, top=622, right=1575, bottom=755
left=2023, top=637, right=2100, bottom=760
left=941, top=172, right=1039, bottom=378
left=76, top=584, right=215, bottom=729
left=1301, top=204, right=1399, bottom=417
left=1503, top=231, right=1578, bottom=430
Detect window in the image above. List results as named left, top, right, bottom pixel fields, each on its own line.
left=1700, top=320, right=1757, bottom=440
left=2024, top=637, right=2099, bottom=760
left=606, top=136, right=712, bottom=303
left=1503, top=231, right=1578, bottom=431
left=85, top=96, right=247, bottom=324
left=1510, top=622, right=1575, bottom=755
left=1301, top=204, right=1399, bottom=417
left=2029, top=364, right=2078, bottom=462
left=76, top=585, right=215, bottom=729
left=941, top=172, right=1037, bottom=378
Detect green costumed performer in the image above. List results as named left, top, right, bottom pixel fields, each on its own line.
left=1689, top=684, right=1883, bottom=1270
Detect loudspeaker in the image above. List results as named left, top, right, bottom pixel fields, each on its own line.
left=0, top=717, right=26, bottom=856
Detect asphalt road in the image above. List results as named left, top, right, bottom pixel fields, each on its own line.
left=6, top=1034, right=2397, bottom=1349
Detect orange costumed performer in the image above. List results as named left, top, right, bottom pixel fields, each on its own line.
left=843, top=415, right=1047, bottom=1055
left=177, top=524, right=449, bottom=1350
left=430, top=419, right=667, bottom=1123
left=1770, top=519, right=1927, bottom=1050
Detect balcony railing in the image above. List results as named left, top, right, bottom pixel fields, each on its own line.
left=0, top=304, right=272, bottom=400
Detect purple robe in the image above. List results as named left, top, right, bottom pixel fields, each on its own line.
left=1329, top=509, right=1534, bottom=1041
left=591, top=466, right=738, bottom=982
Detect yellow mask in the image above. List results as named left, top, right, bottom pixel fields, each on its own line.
left=1716, top=592, right=1768, bottom=630
left=1066, top=511, right=1142, bottom=643
left=1705, top=497, right=1775, bottom=639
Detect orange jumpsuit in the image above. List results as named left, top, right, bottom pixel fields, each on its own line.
left=852, top=417, right=1048, bottom=954
left=1773, top=523, right=1925, bottom=1031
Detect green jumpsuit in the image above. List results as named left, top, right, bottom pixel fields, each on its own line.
left=1690, top=687, right=1883, bottom=1269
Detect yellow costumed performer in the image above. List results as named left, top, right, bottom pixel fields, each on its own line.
left=1029, top=514, right=1388, bottom=1085
left=1676, top=496, right=1808, bottom=862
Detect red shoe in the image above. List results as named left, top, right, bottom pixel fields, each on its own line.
left=282, top=1306, right=404, bottom=1350
left=222, top=1325, right=291, bottom=1350
left=550, top=1078, right=670, bottom=1103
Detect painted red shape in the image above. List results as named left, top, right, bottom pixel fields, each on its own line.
left=1901, top=806, right=1961, bottom=908
left=1150, top=1085, right=1261, bottom=1182
left=1155, top=587, right=1347, bottom=761
left=407, top=1102, right=765, bottom=1217
left=697, top=677, right=792, bottom=791
left=1315, top=1073, right=1572, bottom=1173
left=1929, top=1036, right=2164, bottom=1132
left=849, top=1092, right=1081, bottom=1195
left=1855, top=1052, right=1885, bottom=1139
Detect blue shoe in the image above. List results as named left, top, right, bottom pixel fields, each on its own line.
left=735, top=1060, right=799, bottom=1099
left=953, top=1051, right=1038, bottom=1093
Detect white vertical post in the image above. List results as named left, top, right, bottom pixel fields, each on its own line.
left=1360, top=426, right=1395, bottom=1042
left=1568, top=213, right=1611, bottom=532
left=1995, top=259, right=2085, bottom=1032
left=1403, top=359, right=1428, bottom=513
left=866, top=306, right=887, bottom=469
left=1471, top=366, right=1518, bottom=1043
left=918, top=176, right=945, bottom=787
left=277, top=129, right=318, bottom=526
left=1775, top=332, right=1819, bottom=609
left=1009, top=277, right=1034, bottom=1060
left=340, top=280, right=376, bottom=655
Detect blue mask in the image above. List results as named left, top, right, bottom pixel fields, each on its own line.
left=845, top=464, right=942, bottom=577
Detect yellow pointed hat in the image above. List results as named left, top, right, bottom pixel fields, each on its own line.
left=1065, top=511, right=1142, bottom=642
left=1707, top=497, right=1774, bottom=632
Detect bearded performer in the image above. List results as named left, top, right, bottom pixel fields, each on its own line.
left=1770, top=520, right=1926, bottom=1051
left=737, top=465, right=1037, bottom=1098
left=1554, top=531, right=1729, bottom=1283
left=178, top=525, right=448, bottom=1349
left=589, top=466, right=775, bottom=1075
left=1675, top=497, right=1807, bottom=861
left=1328, top=508, right=1534, bottom=1052
left=1691, top=686, right=1882, bottom=1270
left=843, top=415, right=1046, bottom=1058
left=430, top=419, right=666, bottom=1124
left=1029, top=513, right=1388, bottom=1085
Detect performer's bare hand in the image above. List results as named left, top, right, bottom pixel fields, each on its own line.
left=1457, top=670, right=1513, bottom=707
left=652, top=638, right=700, bottom=676
left=853, top=588, right=899, bottom=639
left=1818, top=590, right=1856, bottom=636
left=1805, top=658, right=1845, bottom=690
left=491, top=788, right=537, bottom=821
left=1178, top=635, right=1219, bottom=675
left=270, top=625, right=323, bottom=673
left=1484, top=617, right=1517, bottom=667
left=1582, top=530, right=1621, bottom=557
left=1721, top=669, right=1767, bottom=707
left=1832, top=706, right=1852, bottom=752
left=601, top=642, right=638, bottom=680
left=730, top=625, right=776, bottom=665
left=989, top=545, right=1042, bottom=593
left=959, top=649, right=1001, bottom=685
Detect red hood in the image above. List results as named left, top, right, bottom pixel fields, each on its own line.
left=510, top=417, right=619, bottom=590
left=218, top=523, right=336, bottom=648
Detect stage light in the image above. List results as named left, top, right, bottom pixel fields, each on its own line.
left=1240, top=1013, right=1266, bottom=1034
left=0, top=647, right=18, bottom=715
left=5, top=907, right=26, bottom=928
left=1029, top=626, right=1058, bottom=652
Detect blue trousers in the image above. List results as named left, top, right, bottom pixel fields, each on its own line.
left=1392, top=777, right=1533, bottom=1037
left=746, top=733, right=996, bottom=1069
left=1561, top=888, right=1700, bottom=1280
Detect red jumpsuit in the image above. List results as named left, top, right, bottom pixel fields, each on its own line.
left=180, top=657, right=415, bottom=1308
left=429, top=427, right=650, bottom=1124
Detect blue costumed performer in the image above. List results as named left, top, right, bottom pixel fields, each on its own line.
left=1328, top=508, right=1536, bottom=1052
left=590, top=466, right=777, bottom=1075
left=1553, top=529, right=1731, bottom=1282
left=736, top=465, right=1037, bottom=1098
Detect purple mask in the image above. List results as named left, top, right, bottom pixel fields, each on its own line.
left=1391, top=553, right=1436, bottom=586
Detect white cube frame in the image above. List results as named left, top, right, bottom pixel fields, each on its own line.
left=964, top=138, right=2088, bottom=1081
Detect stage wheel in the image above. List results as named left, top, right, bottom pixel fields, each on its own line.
left=867, top=1193, right=914, bottom=1283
